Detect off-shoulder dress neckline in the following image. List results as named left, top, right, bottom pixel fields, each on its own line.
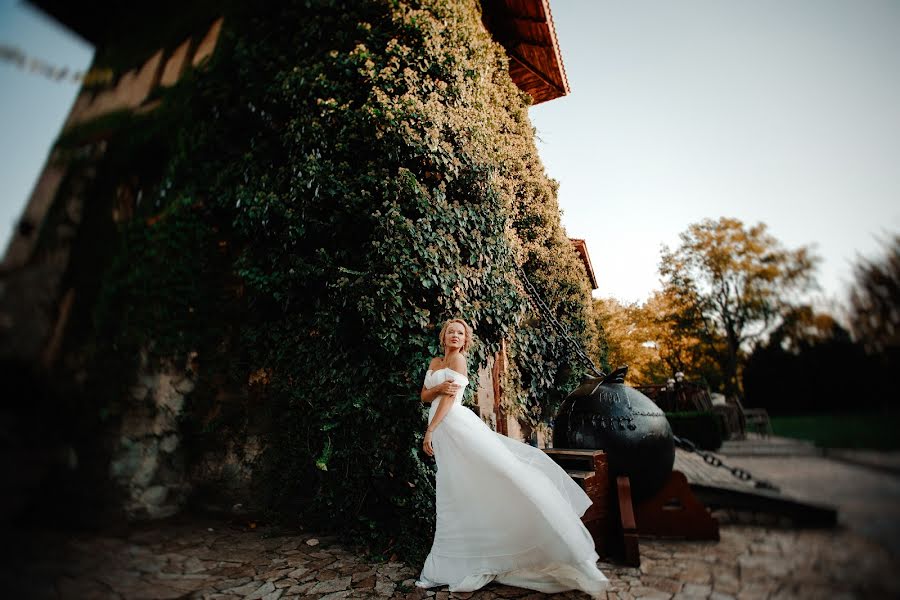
left=426, top=367, right=469, bottom=380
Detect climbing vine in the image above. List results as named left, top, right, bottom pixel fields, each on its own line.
left=68, top=0, right=600, bottom=562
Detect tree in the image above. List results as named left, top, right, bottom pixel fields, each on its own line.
left=642, top=289, right=725, bottom=389
left=743, top=307, right=875, bottom=414
left=767, top=305, right=851, bottom=353
left=847, top=234, right=900, bottom=355
left=659, top=217, right=818, bottom=397
left=593, top=297, right=661, bottom=384
left=592, top=291, right=722, bottom=387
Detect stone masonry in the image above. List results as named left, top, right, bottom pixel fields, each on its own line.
left=109, top=353, right=199, bottom=519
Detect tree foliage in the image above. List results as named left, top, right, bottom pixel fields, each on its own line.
left=745, top=236, right=900, bottom=416
left=593, top=290, right=723, bottom=388
left=593, top=297, right=655, bottom=382
left=71, top=0, right=598, bottom=563
left=644, top=289, right=726, bottom=389
left=743, top=306, right=884, bottom=414
left=847, top=234, right=900, bottom=355
left=659, top=217, right=818, bottom=396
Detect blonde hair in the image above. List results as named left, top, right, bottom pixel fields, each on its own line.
left=439, top=318, right=473, bottom=354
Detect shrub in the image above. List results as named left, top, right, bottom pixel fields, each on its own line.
left=665, top=411, right=725, bottom=451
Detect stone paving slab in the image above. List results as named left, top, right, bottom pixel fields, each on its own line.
left=822, top=449, right=900, bottom=476
left=2, top=514, right=899, bottom=600
left=718, top=454, right=900, bottom=558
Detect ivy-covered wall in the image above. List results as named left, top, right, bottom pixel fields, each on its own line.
left=53, top=0, right=600, bottom=562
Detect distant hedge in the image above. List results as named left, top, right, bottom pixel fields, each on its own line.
left=77, top=0, right=599, bottom=562
left=665, top=411, right=725, bottom=451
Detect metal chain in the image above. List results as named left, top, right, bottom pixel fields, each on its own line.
left=514, top=263, right=779, bottom=492
left=673, top=436, right=780, bottom=491
left=514, top=264, right=604, bottom=377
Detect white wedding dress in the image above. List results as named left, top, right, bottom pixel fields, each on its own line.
left=415, top=367, right=610, bottom=598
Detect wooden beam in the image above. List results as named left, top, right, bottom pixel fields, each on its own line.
left=510, top=14, right=547, bottom=25
left=507, top=50, right=566, bottom=98
left=515, top=40, right=554, bottom=49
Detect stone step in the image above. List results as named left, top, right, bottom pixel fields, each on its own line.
left=719, top=436, right=823, bottom=456
left=720, top=441, right=816, bottom=449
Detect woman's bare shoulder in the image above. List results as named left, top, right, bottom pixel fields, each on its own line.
left=448, top=353, right=467, bottom=372
left=427, top=357, right=442, bottom=370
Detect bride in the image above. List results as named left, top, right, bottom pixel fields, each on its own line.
left=415, top=318, right=610, bottom=598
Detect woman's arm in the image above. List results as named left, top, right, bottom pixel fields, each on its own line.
left=421, top=381, right=460, bottom=404
left=420, top=358, right=460, bottom=403
left=427, top=389, right=456, bottom=430
left=423, top=388, right=455, bottom=457
left=422, top=355, right=466, bottom=456
left=428, top=354, right=468, bottom=431
left=421, top=358, right=440, bottom=404
left=421, top=384, right=446, bottom=404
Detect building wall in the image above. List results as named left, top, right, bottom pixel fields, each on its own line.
left=2, top=9, right=567, bottom=525
left=1, top=18, right=224, bottom=273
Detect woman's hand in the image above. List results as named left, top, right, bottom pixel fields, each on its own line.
left=423, top=430, right=434, bottom=457
left=438, top=381, right=461, bottom=396
left=421, top=380, right=460, bottom=405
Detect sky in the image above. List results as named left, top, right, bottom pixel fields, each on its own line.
left=530, top=0, right=900, bottom=307
left=1, top=0, right=899, bottom=311
left=0, top=0, right=93, bottom=258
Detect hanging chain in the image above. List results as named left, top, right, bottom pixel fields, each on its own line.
left=514, top=263, right=779, bottom=491
left=673, top=435, right=780, bottom=491
left=514, top=264, right=604, bottom=377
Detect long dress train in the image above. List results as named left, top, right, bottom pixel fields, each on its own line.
left=415, top=367, right=610, bottom=598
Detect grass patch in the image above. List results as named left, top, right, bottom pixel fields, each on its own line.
left=770, top=413, right=900, bottom=450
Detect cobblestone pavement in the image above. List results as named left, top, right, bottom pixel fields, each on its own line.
left=719, top=454, right=900, bottom=557
left=3, top=512, right=899, bottom=600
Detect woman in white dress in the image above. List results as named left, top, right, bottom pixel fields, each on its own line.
left=415, top=318, right=610, bottom=598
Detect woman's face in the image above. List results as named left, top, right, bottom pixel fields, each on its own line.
left=444, top=322, right=465, bottom=350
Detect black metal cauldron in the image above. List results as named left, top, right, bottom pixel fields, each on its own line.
left=552, top=366, right=674, bottom=502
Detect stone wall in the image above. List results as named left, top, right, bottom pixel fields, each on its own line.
left=475, top=358, right=498, bottom=430
left=0, top=18, right=230, bottom=523
left=113, top=353, right=557, bottom=521
left=107, top=348, right=533, bottom=522
left=0, top=146, right=103, bottom=366
left=473, top=355, right=551, bottom=448
left=108, top=350, right=265, bottom=519
left=109, top=353, right=197, bottom=518
left=188, top=431, right=264, bottom=517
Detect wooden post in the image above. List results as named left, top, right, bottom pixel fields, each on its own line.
left=543, top=449, right=615, bottom=557
left=616, top=476, right=640, bottom=566
left=492, top=339, right=507, bottom=436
